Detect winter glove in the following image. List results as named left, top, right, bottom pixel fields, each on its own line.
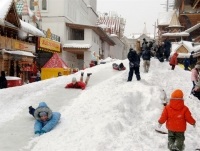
left=35, top=131, right=40, bottom=134
left=158, top=123, right=162, bottom=128
left=40, top=130, right=46, bottom=135
left=163, top=103, right=167, bottom=106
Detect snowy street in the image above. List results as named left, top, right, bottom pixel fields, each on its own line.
left=0, top=58, right=200, bottom=151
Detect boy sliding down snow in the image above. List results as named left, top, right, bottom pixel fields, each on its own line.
left=65, top=72, right=92, bottom=90
left=29, top=102, right=61, bottom=136
left=158, top=89, right=196, bottom=151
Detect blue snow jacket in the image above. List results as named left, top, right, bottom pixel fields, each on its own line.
left=34, top=102, right=61, bottom=134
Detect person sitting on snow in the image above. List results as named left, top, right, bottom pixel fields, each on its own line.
left=112, top=63, right=126, bottom=71
left=65, top=72, right=92, bottom=90
left=158, top=89, right=196, bottom=151
left=29, top=102, right=61, bottom=136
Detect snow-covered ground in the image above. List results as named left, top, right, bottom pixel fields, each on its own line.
left=0, top=58, right=199, bottom=151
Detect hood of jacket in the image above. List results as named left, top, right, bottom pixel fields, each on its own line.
left=169, top=98, right=184, bottom=110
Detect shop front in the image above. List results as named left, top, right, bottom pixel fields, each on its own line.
left=37, top=37, right=62, bottom=68
left=0, top=36, right=36, bottom=84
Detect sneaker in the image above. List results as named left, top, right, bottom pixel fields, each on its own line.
left=87, top=73, right=92, bottom=76
left=81, top=72, right=84, bottom=76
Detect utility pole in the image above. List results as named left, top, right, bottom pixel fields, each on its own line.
left=166, top=0, right=169, bottom=12
left=161, top=0, right=174, bottom=12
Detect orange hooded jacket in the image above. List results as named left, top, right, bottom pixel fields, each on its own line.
left=158, top=89, right=196, bottom=132
left=169, top=52, right=178, bottom=66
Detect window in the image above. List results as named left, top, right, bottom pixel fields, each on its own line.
left=30, top=0, right=34, bottom=10
left=42, top=0, right=47, bottom=10
left=69, top=28, right=84, bottom=40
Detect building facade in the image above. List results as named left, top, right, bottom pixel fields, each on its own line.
left=26, top=0, right=114, bottom=69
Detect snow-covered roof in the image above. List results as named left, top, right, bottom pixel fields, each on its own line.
left=171, top=41, right=200, bottom=58
left=20, top=20, right=45, bottom=37
left=158, top=11, right=174, bottom=26
left=98, top=24, right=108, bottom=29
left=2, top=49, right=35, bottom=57
left=0, top=0, right=13, bottom=20
left=168, top=11, right=183, bottom=28
left=110, top=34, right=118, bottom=37
left=162, top=32, right=189, bottom=37
left=63, top=44, right=91, bottom=49
left=97, top=16, right=121, bottom=34
left=185, top=23, right=200, bottom=33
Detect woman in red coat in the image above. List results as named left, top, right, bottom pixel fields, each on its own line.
left=169, top=52, right=179, bottom=70
left=158, top=89, right=196, bottom=151
left=65, top=72, right=92, bottom=90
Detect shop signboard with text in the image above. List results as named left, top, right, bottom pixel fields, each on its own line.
left=38, top=37, right=61, bottom=53
left=12, top=40, right=35, bottom=52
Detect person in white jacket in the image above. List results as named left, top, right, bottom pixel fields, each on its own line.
left=160, top=88, right=168, bottom=106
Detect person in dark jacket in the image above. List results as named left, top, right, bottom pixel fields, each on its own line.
left=183, top=57, right=190, bottom=71
left=0, top=71, right=7, bottom=89
left=156, top=42, right=164, bottom=61
left=127, top=48, right=141, bottom=81
left=164, top=38, right=171, bottom=61
left=142, top=47, right=151, bottom=73
left=189, top=51, right=197, bottom=69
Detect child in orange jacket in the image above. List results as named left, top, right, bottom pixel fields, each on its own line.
left=158, top=89, right=196, bottom=151
left=169, top=52, right=178, bottom=70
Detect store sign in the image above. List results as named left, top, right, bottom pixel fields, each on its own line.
left=38, top=38, right=61, bottom=52
left=12, top=40, right=35, bottom=52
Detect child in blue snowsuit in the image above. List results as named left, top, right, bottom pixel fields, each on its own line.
left=29, top=102, right=61, bottom=135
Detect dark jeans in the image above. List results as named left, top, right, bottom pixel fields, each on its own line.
left=128, top=67, right=141, bottom=81
left=168, top=130, right=185, bottom=151
left=171, top=65, right=175, bottom=70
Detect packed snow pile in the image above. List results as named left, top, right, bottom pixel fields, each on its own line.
left=0, top=58, right=199, bottom=151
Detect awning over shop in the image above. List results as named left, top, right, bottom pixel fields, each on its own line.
left=1, top=49, right=35, bottom=57
left=63, top=44, right=91, bottom=49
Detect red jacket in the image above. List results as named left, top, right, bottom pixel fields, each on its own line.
left=158, top=99, right=196, bottom=132
left=65, top=81, right=86, bottom=90
left=169, top=52, right=178, bottom=65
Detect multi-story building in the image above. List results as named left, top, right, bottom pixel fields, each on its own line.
left=26, top=0, right=115, bottom=69
left=96, top=12, right=126, bottom=59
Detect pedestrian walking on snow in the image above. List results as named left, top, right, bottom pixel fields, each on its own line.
left=127, top=48, right=141, bottom=81
left=142, top=47, right=151, bottom=73
left=158, top=89, right=196, bottom=151
left=169, top=52, right=179, bottom=70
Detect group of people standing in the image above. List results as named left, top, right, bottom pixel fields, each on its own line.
left=127, top=41, right=198, bottom=151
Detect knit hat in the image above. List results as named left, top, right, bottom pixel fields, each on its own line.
left=195, top=64, right=200, bottom=69
left=72, top=77, right=77, bottom=83
left=39, top=111, right=47, bottom=117
left=171, top=89, right=183, bottom=99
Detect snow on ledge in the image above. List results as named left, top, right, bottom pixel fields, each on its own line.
left=162, top=32, right=189, bottom=37
left=20, top=20, right=45, bottom=37
left=63, top=43, right=91, bottom=49
left=6, top=76, right=21, bottom=80
left=2, top=49, right=35, bottom=57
